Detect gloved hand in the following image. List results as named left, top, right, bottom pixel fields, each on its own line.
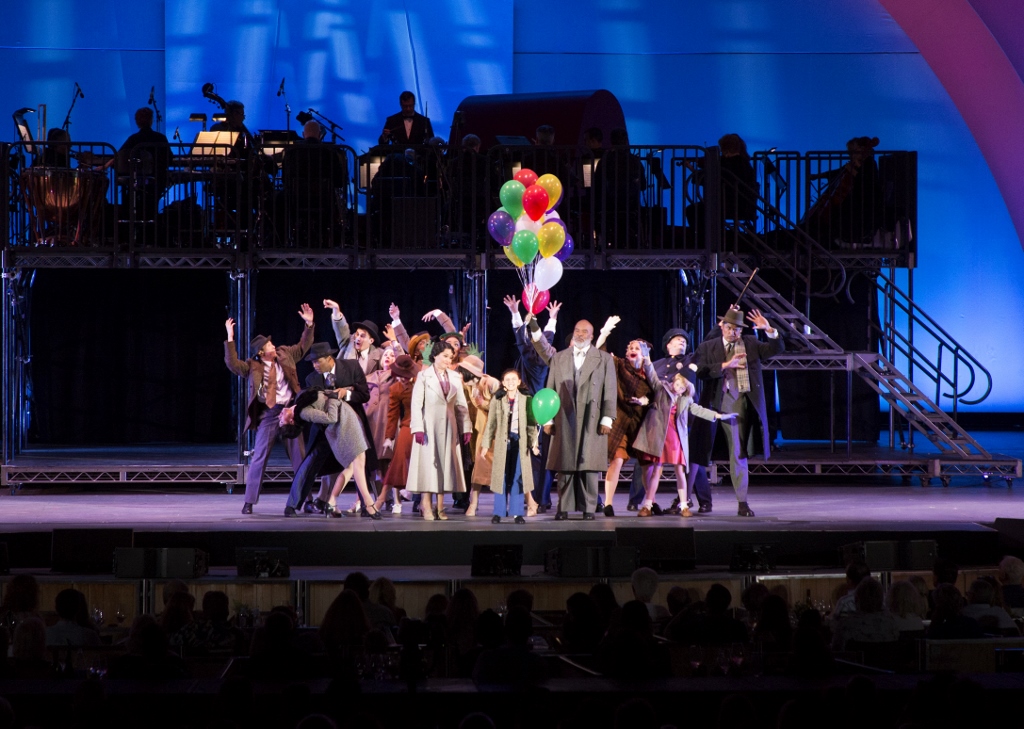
left=462, top=432, right=472, bottom=446
left=414, top=432, right=426, bottom=445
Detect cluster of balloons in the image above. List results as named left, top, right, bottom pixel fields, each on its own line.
left=530, top=387, right=561, bottom=425
left=487, top=168, right=574, bottom=314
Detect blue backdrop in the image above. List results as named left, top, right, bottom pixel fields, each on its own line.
left=1, top=0, right=1019, bottom=410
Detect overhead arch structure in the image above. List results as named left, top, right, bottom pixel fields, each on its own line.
left=880, top=0, right=1024, bottom=250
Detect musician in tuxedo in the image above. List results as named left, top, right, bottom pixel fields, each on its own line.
left=693, top=306, right=783, bottom=517
left=223, top=304, right=314, bottom=514
left=378, top=91, right=434, bottom=146
left=284, top=342, right=377, bottom=516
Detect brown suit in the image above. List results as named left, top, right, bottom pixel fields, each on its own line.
left=224, top=323, right=314, bottom=430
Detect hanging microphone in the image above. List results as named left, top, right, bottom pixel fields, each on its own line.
left=277, top=78, right=286, bottom=97
left=75, top=82, right=85, bottom=99
left=148, top=86, right=155, bottom=105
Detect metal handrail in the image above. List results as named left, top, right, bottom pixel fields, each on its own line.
left=872, top=270, right=991, bottom=409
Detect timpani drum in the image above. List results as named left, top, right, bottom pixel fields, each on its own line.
left=21, top=166, right=108, bottom=246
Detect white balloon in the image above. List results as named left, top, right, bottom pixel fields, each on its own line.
left=515, top=215, right=542, bottom=234
left=534, top=256, right=563, bottom=291
left=543, top=210, right=561, bottom=222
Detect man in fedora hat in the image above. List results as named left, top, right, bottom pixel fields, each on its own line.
left=324, top=299, right=384, bottom=374
left=387, top=303, right=459, bottom=361
left=284, top=340, right=377, bottom=517
left=224, top=303, right=315, bottom=514
left=693, top=305, right=783, bottom=517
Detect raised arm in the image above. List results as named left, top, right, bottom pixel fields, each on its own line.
left=422, top=308, right=458, bottom=334
left=325, top=299, right=351, bottom=349
left=594, top=315, right=620, bottom=350
left=223, top=317, right=251, bottom=376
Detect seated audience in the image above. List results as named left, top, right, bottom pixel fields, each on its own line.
left=831, top=577, right=899, bottom=650
left=45, top=588, right=100, bottom=648
left=369, top=577, right=407, bottom=624
left=344, top=572, right=397, bottom=633
left=320, top=590, right=370, bottom=659
left=107, top=615, right=188, bottom=679
left=997, top=555, right=1024, bottom=610
left=194, top=590, right=246, bottom=653
left=665, top=583, right=749, bottom=645
left=830, top=560, right=870, bottom=625
left=926, top=584, right=984, bottom=639
left=630, top=568, right=669, bottom=621
left=472, top=607, right=548, bottom=687
left=561, top=592, right=603, bottom=654
left=752, top=594, right=792, bottom=653
left=788, top=609, right=833, bottom=676
left=962, top=578, right=1018, bottom=633
left=885, top=580, right=927, bottom=634
left=162, top=591, right=200, bottom=650
left=596, top=600, right=671, bottom=678
left=11, top=617, right=51, bottom=679
left=0, top=574, right=40, bottom=627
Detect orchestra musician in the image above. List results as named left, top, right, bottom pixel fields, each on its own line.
left=378, top=91, right=434, bottom=147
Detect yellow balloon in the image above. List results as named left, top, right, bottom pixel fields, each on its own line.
left=536, top=174, right=563, bottom=210
left=537, top=222, right=566, bottom=258
left=505, top=245, right=525, bottom=267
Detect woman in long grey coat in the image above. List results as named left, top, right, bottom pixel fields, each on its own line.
left=632, top=344, right=733, bottom=518
left=406, top=341, right=473, bottom=520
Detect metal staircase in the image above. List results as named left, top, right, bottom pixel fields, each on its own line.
left=714, top=257, right=1004, bottom=471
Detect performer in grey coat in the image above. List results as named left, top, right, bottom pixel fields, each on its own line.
left=537, top=320, right=617, bottom=520
left=693, top=305, right=783, bottom=517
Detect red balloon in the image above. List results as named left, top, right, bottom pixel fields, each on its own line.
left=514, top=168, right=538, bottom=187
left=522, top=284, right=550, bottom=315
left=522, top=184, right=550, bottom=222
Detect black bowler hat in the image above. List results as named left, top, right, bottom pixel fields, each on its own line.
left=661, top=329, right=689, bottom=355
left=304, top=342, right=337, bottom=362
left=249, top=335, right=270, bottom=357
left=354, top=320, right=380, bottom=344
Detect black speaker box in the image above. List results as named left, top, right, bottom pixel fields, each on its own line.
left=995, top=518, right=1024, bottom=550
left=900, top=540, right=938, bottom=570
left=114, top=548, right=209, bottom=578
left=236, top=548, right=291, bottom=578
left=471, top=544, right=523, bottom=577
left=730, top=543, right=777, bottom=572
left=841, top=541, right=898, bottom=571
left=546, top=546, right=596, bottom=577
left=615, top=527, right=696, bottom=571
left=52, top=529, right=134, bottom=573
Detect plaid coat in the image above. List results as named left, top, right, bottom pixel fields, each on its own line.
left=606, top=354, right=653, bottom=461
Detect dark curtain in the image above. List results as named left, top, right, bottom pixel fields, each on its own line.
left=29, top=270, right=234, bottom=444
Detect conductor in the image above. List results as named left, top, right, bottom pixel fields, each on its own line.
left=378, top=91, right=434, bottom=146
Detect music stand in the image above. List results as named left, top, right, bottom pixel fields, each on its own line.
left=13, top=110, right=35, bottom=155
left=191, top=130, right=238, bottom=157
left=494, top=135, right=532, bottom=146
left=258, top=129, right=300, bottom=157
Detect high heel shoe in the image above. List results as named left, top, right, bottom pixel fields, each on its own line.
left=422, top=504, right=435, bottom=521
left=437, top=505, right=448, bottom=521
left=326, top=503, right=344, bottom=519
left=362, top=505, right=383, bottom=521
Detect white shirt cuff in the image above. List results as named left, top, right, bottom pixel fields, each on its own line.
left=344, top=390, right=352, bottom=402
left=332, top=314, right=343, bottom=322
left=531, top=328, right=543, bottom=342
left=391, top=318, right=401, bottom=327
left=544, top=318, right=557, bottom=333
left=599, top=416, right=613, bottom=428
left=765, top=328, right=778, bottom=339
left=511, top=312, right=524, bottom=329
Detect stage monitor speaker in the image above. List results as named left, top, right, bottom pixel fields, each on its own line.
left=546, top=547, right=596, bottom=577
left=114, top=548, right=209, bottom=578
left=52, top=529, right=134, bottom=574
left=730, top=543, right=777, bottom=572
left=236, top=548, right=291, bottom=578
left=840, top=541, right=898, bottom=571
left=900, top=540, right=938, bottom=570
left=471, top=544, right=523, bottom=577
left=0, top=543, right=8, bottom=575
left=994, top=518, right=1024, bottom=550
left=615, top=527, right=695, bottom=571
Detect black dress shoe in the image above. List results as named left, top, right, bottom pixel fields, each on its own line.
left=554, top=511, right=569, bottom=521
left=537, top=504, right=550, bottom=514
left=283, top=506, right=297, bottom=517
left=697, top=503, right=712, bottom=514
left=603, top=505, right=615, bottom=517
left=312, top=498, right=328, bottom=514
left=626, top=503, right=638, bottom=512
left=514, top=515, right=526, bottom=524
left=651, top=503, right=663, bottom=516
left=687, top=498, right=694, bottom=509
left=241, top=503, right=253, bottom=515
left=491, top=515, right=502, bottom=524
left=363, top=506, right=383, bottom=520
left=737, top=502, right=755, bottom=517
left=582, top=512, right=595, bottom=520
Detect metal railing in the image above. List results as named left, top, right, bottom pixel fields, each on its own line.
left=752, top=149, right=917, bottom=260
left=873, top=270, right=992, bottom=415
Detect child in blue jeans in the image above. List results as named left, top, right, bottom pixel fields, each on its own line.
left=479, top=369, right=539, bottom=524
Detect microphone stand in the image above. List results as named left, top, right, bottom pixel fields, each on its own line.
left=280, top=87, right=291, bottom=131
left=306, top=108, right=344, bottom=143
left=150, top=93, right=163, bottom=131
left=61, top=84, right=84, bottom=132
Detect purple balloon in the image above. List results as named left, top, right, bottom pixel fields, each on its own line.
left=487, top=210, right=515, bottom=246
left=553, top=233, right=574, bottom=262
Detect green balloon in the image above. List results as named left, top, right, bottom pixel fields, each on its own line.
left=531, top=388, right=561, bottom=424
left=510, top=230, right=539, bottom=265
left=499, top=180, right=525, bottom=219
